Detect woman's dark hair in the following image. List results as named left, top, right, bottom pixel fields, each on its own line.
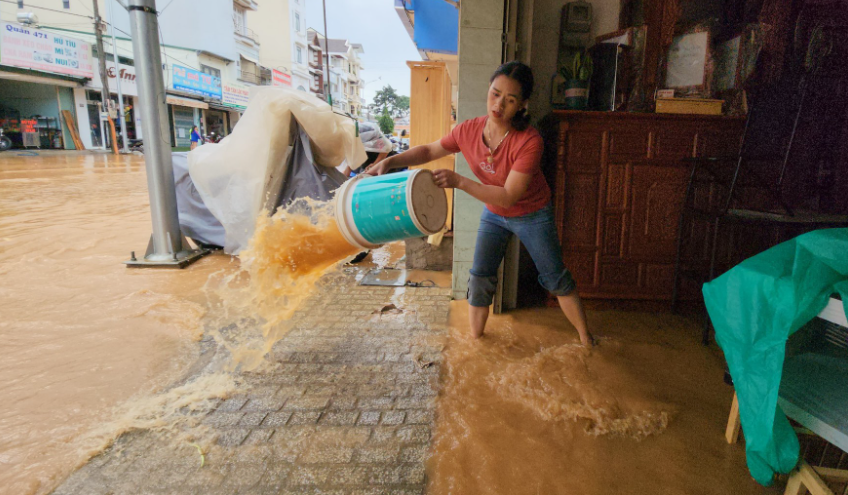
left=490, top=61, right=534, bottom=131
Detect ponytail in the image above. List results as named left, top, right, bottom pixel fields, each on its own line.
left=512, top=108, right=530, bottom=131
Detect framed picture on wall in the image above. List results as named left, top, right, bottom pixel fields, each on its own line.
left=664, top=25, right=713, bottom=98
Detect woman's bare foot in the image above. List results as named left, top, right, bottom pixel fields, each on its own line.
left=581, top=334, right=596, bottom=348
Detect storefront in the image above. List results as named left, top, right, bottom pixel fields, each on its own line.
left=0, top=22, right=93, bottom=150
left=220, top=80, right=250, bottom=133
left=166, top=95, right=207, bottom=148
left=79, top=60, right=140, bottom=149
left=170, top=64, right=221, bottom=147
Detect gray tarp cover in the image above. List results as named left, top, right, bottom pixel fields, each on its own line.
left=173, top=122, right=349, bottom=248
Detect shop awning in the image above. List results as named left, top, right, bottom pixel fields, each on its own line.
left=0, top=69, right=84, bottom=88
left=412, top=0, right=458, bottom=55
left=207, top=101, right=239, bottom=112
left=166, top=95, right=209, bottom=109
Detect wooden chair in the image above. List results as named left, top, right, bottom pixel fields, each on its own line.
left=671, top=61, right=848, bottom=344
left=725, top=296, right=848, bottom=494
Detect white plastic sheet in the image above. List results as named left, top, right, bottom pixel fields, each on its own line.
left=188, top=87, right=366, bottom=253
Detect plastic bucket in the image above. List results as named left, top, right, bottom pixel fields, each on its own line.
left=334, top=169, right=448, bottom=249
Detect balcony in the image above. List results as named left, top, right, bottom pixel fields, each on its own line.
left=233, top=0, right=258, bottom=11
left=234, top=26, right=260, bottom=47
left=238, top=71, right=260, bottom=85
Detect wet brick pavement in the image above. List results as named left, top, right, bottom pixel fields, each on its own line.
left=52, top=267, right=452, bottom=495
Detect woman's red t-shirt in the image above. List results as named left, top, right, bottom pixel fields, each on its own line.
left=440, top=116, right=550, bottom=217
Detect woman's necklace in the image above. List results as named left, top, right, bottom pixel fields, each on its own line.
left=485, top=122, right=510, bottom=164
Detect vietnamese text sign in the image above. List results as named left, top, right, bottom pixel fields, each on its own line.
left=171, top=64, right=221, bottom=99
left=272, top=69, right=292, bottom=87
left=0, top=22, right=94, bottom=78
left=87, top=61, right=138, bottom=97
left=222, top=81, right=250, bottom=109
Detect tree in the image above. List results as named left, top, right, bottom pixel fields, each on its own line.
left=395, top=95, right=410, bottom=117
left=372, top=85, right=410, bottom=118
left=378, top=108, right=394, bottom=135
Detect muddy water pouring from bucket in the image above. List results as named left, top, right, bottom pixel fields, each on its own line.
left=207, top=170, right=447, bottom=371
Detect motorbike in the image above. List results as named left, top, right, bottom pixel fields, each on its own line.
left=0, top=129, right=11, bottom=152
left=204, top=132, right=224, bottom=144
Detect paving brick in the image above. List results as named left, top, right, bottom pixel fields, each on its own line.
left=216, top=428, right=252, bottom=447
left=380, top=411, right=406, bottom=426
left=203, top=411, right=244, bottom=427
left=319, top=411, right=359, bottom=426
left=238, top=412, right=268, bottom=427
left=354, top=444, right=400, bottom=463
left=357, top=411, right=381, bottom=426
left=288, top=410, right=323, bottom=425
left=283, top=396, right=331, bottom=411
left=262, top=411, right=293, bottom=427
left=405, top=409, right=434, bottom=425
left=397, top=425, right=430, bottom=443
left=399, top=444, right=429, bottom=463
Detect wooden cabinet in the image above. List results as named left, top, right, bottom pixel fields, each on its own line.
left=551, top=111, right=745, bottom=300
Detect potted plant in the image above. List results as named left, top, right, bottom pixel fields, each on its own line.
left=559, top=51, right=593, bottom=110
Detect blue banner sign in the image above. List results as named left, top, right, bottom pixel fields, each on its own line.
left=171, top=64, right=221, bottom=99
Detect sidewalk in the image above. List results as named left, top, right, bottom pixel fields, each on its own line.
left=52, top=266, right=452, bottom=495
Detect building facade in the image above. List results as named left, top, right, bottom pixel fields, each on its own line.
left=306, top=29, right=365, bottom=116
left=0, top=0, right=269, bottom=150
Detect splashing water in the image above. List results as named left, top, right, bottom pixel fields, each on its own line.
left=205, top=199, right=360, bottom=371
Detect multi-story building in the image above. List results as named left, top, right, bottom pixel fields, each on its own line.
left=248, top=0, right=311, bottom=93
left=306, top=29, right=364, bottom=116
left=0, top=0, right=263, bottom=150
left=307, top=29, right=325, bottom=100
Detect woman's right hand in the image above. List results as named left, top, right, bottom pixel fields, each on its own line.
left=365, top=158, right=391, bottom=176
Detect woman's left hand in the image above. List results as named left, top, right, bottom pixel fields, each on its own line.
left=433, top=169, right=461, bottom=189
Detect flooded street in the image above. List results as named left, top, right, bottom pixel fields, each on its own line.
left=0, top=151, right=233, bottom=495
left=430, top=303, right=784, bottom=495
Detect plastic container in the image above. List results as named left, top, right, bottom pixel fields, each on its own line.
left=334, top=169, right=448, bottom=249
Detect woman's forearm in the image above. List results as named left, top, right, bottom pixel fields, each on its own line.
left=381, top=145, right=433, bottom=171
left=456, top=176, right=517, bottom=209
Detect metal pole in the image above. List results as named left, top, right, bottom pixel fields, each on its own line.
left=321, top=0, right=332, bottom=106
left=125, top=0, right=205, bottom=266
left=107, top=0, right=129, bottom=153
left=92, top=0, right=115, bottom=152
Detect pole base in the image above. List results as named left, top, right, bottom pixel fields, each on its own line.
left=124, top=248, right=210, bottom=268
left=124, top=234, right=212, bottom=268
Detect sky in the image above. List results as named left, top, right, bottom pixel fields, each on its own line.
left=304, top=0, right=421, bottom=107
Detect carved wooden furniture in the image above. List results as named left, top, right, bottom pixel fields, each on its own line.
left=549, top=110, right=744, bottom=300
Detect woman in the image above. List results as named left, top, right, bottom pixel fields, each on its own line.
left=367, top=61, right=594, bottom=346
left=190, top=125, right=201, bottom=150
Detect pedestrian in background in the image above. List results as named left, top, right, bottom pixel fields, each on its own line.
left=190, top=125, right=201, bottom=150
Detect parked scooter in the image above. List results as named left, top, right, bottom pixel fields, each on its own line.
left=0, top=129, right=11, bottom=152
left=204, top=132, right=224, bottom=144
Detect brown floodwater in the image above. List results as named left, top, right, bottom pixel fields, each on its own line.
left=0, top=152, right=235, bottom=495
left=430, top=302, right=784, bottom=495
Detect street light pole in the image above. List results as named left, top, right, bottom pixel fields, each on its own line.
left=107, top=0, right=130, bottom=153
left=124, top=0, right=206, bottom=267
left=321, top=0, right=331, bottom=106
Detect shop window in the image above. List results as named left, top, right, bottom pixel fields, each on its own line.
left=201, top=64, right=221, bottom=80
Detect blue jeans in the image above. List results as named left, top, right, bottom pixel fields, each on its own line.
left=467, top=204, right=576, bottom=307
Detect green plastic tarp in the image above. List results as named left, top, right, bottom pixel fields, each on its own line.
left=702, top=228, right=848, bottom=486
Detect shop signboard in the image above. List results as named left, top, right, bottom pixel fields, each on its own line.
left=171, top=64, right=221, bottom=99
left=0, top=22, right=94, bottom=78
left=222, top=81, right=250, bottom=110
left=87, top=61, right=139, bottom=97
left=272, top=69, right=292, bottom=87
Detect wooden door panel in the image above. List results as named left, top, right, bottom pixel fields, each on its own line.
left=561, top=174, right=600, bottom=249
left=562, top=251, right=597, bottom=290
left=629, top=164, right=689, bottom=259
left=566, top=131, right=603, bottom=172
